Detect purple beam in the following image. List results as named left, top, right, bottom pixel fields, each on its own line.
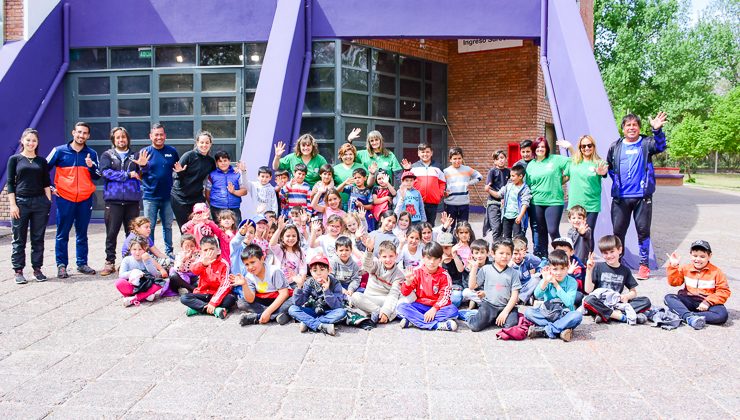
left=291, top=0, right=312, bottom=143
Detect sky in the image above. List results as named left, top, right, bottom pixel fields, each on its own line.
left=690, top=0, right=712, bottom=24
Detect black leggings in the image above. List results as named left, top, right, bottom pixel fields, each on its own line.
left=533, top=204, right=564, bottom=257
left=169, top=272, right=197, bottom=293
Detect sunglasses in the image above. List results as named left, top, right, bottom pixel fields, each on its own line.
left=580, top=143, right=594, bottom=149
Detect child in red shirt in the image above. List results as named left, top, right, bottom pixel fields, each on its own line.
left=179, top=236, right=235, bottom=319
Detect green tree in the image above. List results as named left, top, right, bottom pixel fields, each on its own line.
left=704, top=86, right=740, bottom=155
left=667, top=114, right=709, bottom=180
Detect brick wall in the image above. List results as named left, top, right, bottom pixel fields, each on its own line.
left=3, top=0, right=24, bottom=41
left=580, top=0, right=595, bottom=47
left=354, top=39, right=449, bottom=63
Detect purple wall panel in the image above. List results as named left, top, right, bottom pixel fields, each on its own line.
left=68, top=0, right=277, bottom=47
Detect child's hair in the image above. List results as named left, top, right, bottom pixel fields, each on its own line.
left=214, top=150, right=230, bottom=161
left=352, top=167, right=368, bottom=178
left=510, top=164, right=526, bottom=177
left=217, top=210, right=238, bottom=229
left=324, top=188, right=342, bottom=205
left=454, top=221, right=475, bottom=242
left=180, top=233, right=196, bottom=246
left=568, top=205, right=587, bottom=219
left=129, top=216, right=151, bottom=233
left=379, top=210, right=397, bottom=222
left=289, top=207, right=303, bottom=218
left=598, top=235, right=622, bottom=253
left=377, top=240, right=398, bottom=255
left=293, top=163, right=307, bottom=175
left=240, top=243, right=264, bottom=261
left=319, top=164, right=334, bottom=175
left=279, top=224, right=303, bottom=259
left=492, top=149, right=506, bottom=160
left=397, top=211, right=411, bottom=230
left=492, top=240, right=514, bottom=253
left=343, top=212, right=363, bottom=234
left=406, top=225, right=422, bottom=239
left=417, top=143, right=432, bottom=152
left=129, top=236, right=150, bottom=251
left=422, top=242, right=444, bottom=259
left=519, top=139, right=533, bottom=150
left=268, top=222, right=278, bottom=237
left=275, top=169, right=289, bottom=178
left=470, top=238, right=490, bottom=253
left=257, top=166, right=273, bottom=176
left=264, top=210, right=276, bottom=219
left=448, top=146, right=464, bottom=159
left=419, top=222, right=433, bottom=232
left=335, top=236, right=353, bottom=250
left=548, top=249, right=569, bottom=267
left=325, top=214, right=346, bottom=230
left=200, top=235, right=220, bottom=249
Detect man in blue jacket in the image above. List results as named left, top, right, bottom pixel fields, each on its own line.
left=606, top=112, right=667, bottom=280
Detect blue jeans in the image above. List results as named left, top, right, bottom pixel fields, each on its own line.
left=396, top=302, right=459, bottom=330
left=525, top=306, right=582, bottom=338
left=288, top=305, right=346, bottom=331
left=55, top=196, right=93, bottom=267
left=143, top=199, right=174, bottom=255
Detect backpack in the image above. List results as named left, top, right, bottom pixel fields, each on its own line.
left=496, top=313, right=534, bottom=341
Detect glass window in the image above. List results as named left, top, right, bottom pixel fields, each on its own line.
left=124, top=122, right=153, bottom=140
left=211, top=143, right=237, bottom=159
left=162, top=121, right=194, bottom=139
left=312, top=41, right=335, bottom=65
left=341, top=68, right=368, bottom=92
left=400, top=79, right=421, bottom=99
left=427, top=128, right=446, bottom=164
left=159, top=74, right=193, bottom=92
left=341, top=92, right=368, bottom=115
left=245, top=68, right=261, bottom=90
left=202, top=73, right=236, bottom=92
left=78, top=77, right=110, bottom=95
left=371, top=73, right=395, bottom=96
left=245, top=91, right=255, bottom=114
left=400, top=100, right=421, bottom=120
left=245, top=43, right=267, bottom=65
left=374, top=124, right=396, bottom=147
left=372, top=50, right=396, bottom=74
left=111, top=47, right=152, bottom=69
left=317, top=142, right=336, bottom=164
left=202, top=120, right=236, bottom=138
left=160, top=98, right=194, bottom=116
left=341, top=44, right=368, bottom=69
left=372, top=96, right=395, bottom=118
left=79, top=100, right=110, bottom=118
left=403, top=126, right=421, bottom=145
left=70, top=48, right=107, bottom=70
left=118, top=99, right=150, bottom=117
left=344, top=122, right=368, bottom=145
left=399, top=57, right=421, bottom=78
left=300, top=117, right=335, bottom=140
left=303, top=91, right=335, bottom=114
left=118, top=75, right=150, bottom=94
left=202, top=97, right=237, bottom=115
left=88, top=122, right=111, bottom=140
left=200, top=44, right=242, bottom=66
left=308, top=68, right=336, bottom=89
left=155, top=46, right=196, bottom=67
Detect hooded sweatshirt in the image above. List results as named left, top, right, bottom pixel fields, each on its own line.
left=400, top=265, right=453, bottom=309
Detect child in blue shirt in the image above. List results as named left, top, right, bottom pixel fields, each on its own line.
left=341, top=167, right=375, bottom=231
left=552, top=237, right=587, bottom=306
left=206, top=151, right=247, bottom=221
left=394, top=171, right=426, bottom=225
left=511, top=236, right=544, bottom=305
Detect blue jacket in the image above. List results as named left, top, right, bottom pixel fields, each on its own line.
left=606, top=129, right=666, bottom=198
left=208, top=166, right=242, bottom=209
left=512, top=253, right=544, bottom=284
left=140, top=145, right=179, bottom=201
left=100, top=148, right=142, bottom=202
left=498, top=182, right=532, bottom=220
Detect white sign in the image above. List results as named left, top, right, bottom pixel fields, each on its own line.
left=457, top=38, right=524, bottom=53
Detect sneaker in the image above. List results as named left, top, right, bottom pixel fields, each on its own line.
left=636, top=265, right=650, bottom=280
left=57, top=265, right=69, bottom=279
left=99, top=262, right=116, bottom=276
left=123, top=296, right=140, bottom=307
left=437, top=319, right=458, bottom=332
left=14, top=270, right=27, bottom=285
left=185, top=308, right=200, bottom=317
left=77, top=265, right=97, bottom=275
left=559, top=328, right=574, bottom=342
left=145, top=288, right=163, bottom=302
left=275, top=312, right=291, bottom=325
left=399, top=318, right=411, bottom=329
left=370, top=311, right=380, bottom=324
left=636, top=313, right=648, bottom=324
left=298, top=322, right=309, bottom=333
left=214, top=307, right=228, bottom=319
left=593, top=315, right=604, bottom=324
left=32, top=269, right=47, bottom=282
left=318, top=323, right=336, bottom=336
left=527, top=325, right=547, bottom=339
left=239, top=313, right=259, bottom=326
left=686, top=315, right=706, bottom=330
left=177, top=287, right=189, bottom=296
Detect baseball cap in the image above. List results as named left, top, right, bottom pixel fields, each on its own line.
left=437, top=232, right=454, bottom=246
left=237, top=219, right=256, bottom=230
left=690, top=240, right=711, bottom=253
left=308, top=254, right=330, bottom=268
left=250, top=214, right=268, bottom=225
left=401, top=170, right=416, bottom=180
left=552, top=237, right=574, bottom=249
left=192, top=202, right=209, bottom=214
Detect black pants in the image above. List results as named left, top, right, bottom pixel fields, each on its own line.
left=180, top=293, right=236, bottom=312
left=424, top=202, right=439, bottom=226
left=611, top=197, right=652, bottom=267
left=533, top=204, right=564, bottom=257
left=237, top=296, right=293, bottom=320
left=11, top=195, right=51, bottom=270
left=484, top=203, right=503, bottom=241
left=444, top=203, right=469, bottom=231
left=169, top=272, right=197, bottom=293
left=664, top=293, right=728, bottom=325
left=210, top=206, right=241, bottom=223
left=586, top=211, right=599, bottom=250
left=171, top=197, right=199, bottom=230
left=583, top=295, right=651, bottom=321
left=104, top=201, right=140, bottom=263
left=502, top=217, right=522, bottom=241
left=467, top=300, right=518, bottom=332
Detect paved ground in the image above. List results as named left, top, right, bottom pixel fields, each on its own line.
left=0, top=185, right=738, bottom=419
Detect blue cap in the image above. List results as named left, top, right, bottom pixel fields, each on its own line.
left=238, top=219, right=256, bottom=230
left=250, top=214, right=268, bottom=224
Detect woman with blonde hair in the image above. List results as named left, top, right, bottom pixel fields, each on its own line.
left=272, top=133, right=328, bottom=187
left=565, top=134, right=608, bottom=234
left=347, top=128, right=402, bottom=180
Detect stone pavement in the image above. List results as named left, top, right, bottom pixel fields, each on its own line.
left=0, top=185, right=738, bottom=419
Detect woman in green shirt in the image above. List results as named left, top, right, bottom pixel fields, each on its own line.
left=271, top=133, right=328, bottom=187
left=566, top=135, right=608, bottom=235
left=348, top=128, right=402, bottom=181
left=332, top=142, right=365, bottom=210
left=525, top=137, right=570, bottom=257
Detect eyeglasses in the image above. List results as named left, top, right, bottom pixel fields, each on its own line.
left=580, top=144, right=594, bottom=149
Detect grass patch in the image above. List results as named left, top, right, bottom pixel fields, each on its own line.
left=690, top=173, right=740, bottom=190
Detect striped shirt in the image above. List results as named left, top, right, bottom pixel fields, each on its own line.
left=280, top=180, right=312, bottom=217
left=443, top=165, right=482, bottom=206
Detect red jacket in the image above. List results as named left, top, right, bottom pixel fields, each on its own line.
left=400, top=266, right=452, bottom=309
left=46, top=141, right=101, bottom=202
left=667, top=262, right=731, bottom=306
left=411, top=161, right=446, bottom=205
left=191, top=258, right=232, bottom=307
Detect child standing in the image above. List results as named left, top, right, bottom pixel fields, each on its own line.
left=463, top=240, right=521, bottom=332
left=525, top=249, right=583, bottom=341
left=330, top=236, right=361, bottom=294
left=350, top=237, right=405, bottom=324
left=371, top=170, right=396, bottom=223
left=583, top=235, right=651, bottom=324
left=566, top=205, right=593, bottom=262
left=394, top=171, right=426, bottom=224
left=397, top=242, right=459, bottom=331
left=206, top=151, right=246, bottom=221
left=341, top=167, right=375, bottom=231
left=288, top=255, right=348, bottom=336
left=115, top=237, right=168, bottom=306
left=312, top=188, right=346, bottom=227
left=180, top=203, right=231, bottom=261
left=482, top=149, right=510, bottom=242
left=234, top=244, right=293, bottom=326
left=274, top=169, right=290, bottom=217
left=245, top=166, right=279, bottom=215
left=665, top=240, right=730, bottom=329
left=280, top=163, right=312, bottom=218
left=404, top=143, right=446, bottom=225
left=180, top=236, right=235, bottom=319
left=443, top=146, right=482, bottom=226
left=495, top=164, right=531, bottom=241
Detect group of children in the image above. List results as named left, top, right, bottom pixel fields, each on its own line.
left=111, top=143, right=731, bottom=338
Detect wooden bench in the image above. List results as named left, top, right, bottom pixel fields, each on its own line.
left=655, top=167, right=684, bottom=186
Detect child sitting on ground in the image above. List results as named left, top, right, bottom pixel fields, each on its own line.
left=233, top=244, right=293, bottom=326
left=181, top=203, right=231, bottom=261
left=438, top=232, right=466, bottom=307
left=583, top=235, right=650, bottom=324
left=461, top=239, right=492, bottom=307
left=168, top=234, right=199, bottom=296
left=552, top=237, right=587, bottom=306
left=217, top=210, right=238, bottom=241
left=350, top=237, right=405, bottom=324
left=393, top=211, right=411, bottom=244
left=397, top=242, right=459, bottom=331
left=510, top=236, right=543, bottom=305
left=312, top=188, right=346, bottom=227
left=525, top=249, right=583, bottom=342
left=463, top=240, right=521, bottom=332
left=310, top=215, right=345, bottom=260
left=330, top=236, right=361, bottom=295
left=288, top=255, right=348, bottom=336
left=180, top=236, right=235, bottom=319
left=566, top=205, right=593, bottom=262
left=368, top=210, right=399, bottom=256
left=665, top=240, right=731, bottom=329
left=116, top=236, right=168, bottom=306
left=122, top=216, right=171, bottom=267
left=398, top=225, right=423, bottom=271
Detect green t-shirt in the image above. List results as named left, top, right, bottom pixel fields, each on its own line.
left=566, top=160, right=604, bottom=212
left=356, top=149, right=402, bottom=175
left=278, top=153, right=328, bottom=187
left=525, top=154, right=570, bottom=206
left=333, top=162, right=365, bottom=209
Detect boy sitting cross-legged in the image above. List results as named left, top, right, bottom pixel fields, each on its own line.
left=350, top=236, right=405, bottom=324
left=232, top=244, right=293, bottom=326
left=288, top=254, right=347, bottom=336
left=180, top=236, right=235, bottom=319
